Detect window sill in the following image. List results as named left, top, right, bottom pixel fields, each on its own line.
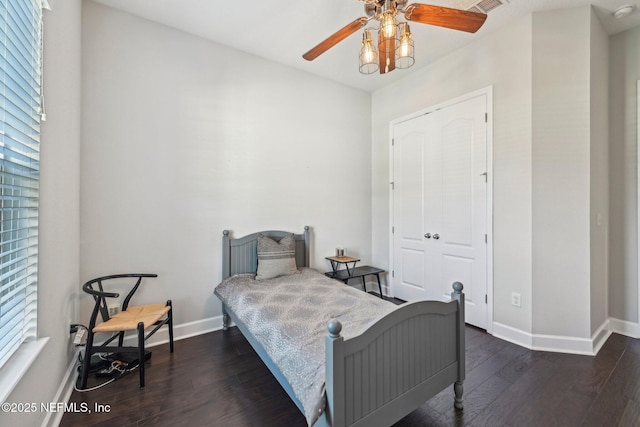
left=0, top=337, right=49, bottom=404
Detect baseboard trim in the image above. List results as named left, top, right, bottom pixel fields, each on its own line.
left=591, top=320, right=612, bottom=355
left=609, top=317, right=640, bottom=338
left=121, top=315, right=224, bottom=348
left=492, top=322, right=533, bottom=349
left=492, top=319, right=613, bottom=356
left=42, top=348, right=81, bottom=427
left=532, top=331, right=601, bottom=356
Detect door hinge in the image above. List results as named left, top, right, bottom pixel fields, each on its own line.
left=392, top=138, right=395, bottom=146
left=485, top=112, right=488, bottom=123
left=390, top=181, right=395, bottom=190
left=481, top=172, right=487, bottom=182
left=392, top=270, right=395, bottom=277
left=485, top=294, right=488, bottom=304
left=392, top=226, right=395, bottom=234
left=485, top=234, right=487, bottom=243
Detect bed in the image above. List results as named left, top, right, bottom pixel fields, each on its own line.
left=215, top=226, right=465, bottom=427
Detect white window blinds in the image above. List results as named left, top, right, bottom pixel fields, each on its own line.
left=0, top=0, right=42, bottom=369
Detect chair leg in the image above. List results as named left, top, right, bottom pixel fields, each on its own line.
left=79, top=329, right=95, bottom=390
left=118, top=331, right=125, bottom=347
left=137, top=322, right=145, bottom=389
left=167, top=300, right=174, bottom=353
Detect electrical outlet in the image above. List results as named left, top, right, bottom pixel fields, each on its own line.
left=511, top=292, right=521, bottom=307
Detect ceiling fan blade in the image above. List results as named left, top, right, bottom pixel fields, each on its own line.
left=404, top=4, right=487, bottom=33
left=303, top=17, right=369, bottom=61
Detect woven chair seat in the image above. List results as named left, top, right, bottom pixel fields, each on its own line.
left=93, top=303, right=171, bottom=333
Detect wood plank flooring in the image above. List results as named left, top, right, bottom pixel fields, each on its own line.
left=61, top=314, right=640, bottom=426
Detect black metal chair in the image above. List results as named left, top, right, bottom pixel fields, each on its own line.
left=78, top=273, right=174, bottom=390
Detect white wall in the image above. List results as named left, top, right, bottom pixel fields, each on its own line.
left=530, top=6, right=610, bottom=341
left=589, top=9, right=610, bottom=335
left=80, top=2, right=372, bottom=328
left=531, top=7, right=592, bottom=339
left=372, top=15, right=534, bottom=333
left=609, top=26, right=640, bottom=325
left=2, top=1, right=82, bottom=426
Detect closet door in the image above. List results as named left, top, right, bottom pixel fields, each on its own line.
left=392, top=94, right=488, bottom=329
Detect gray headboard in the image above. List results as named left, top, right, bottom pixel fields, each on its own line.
left=222, top=226, right=311, bottom=279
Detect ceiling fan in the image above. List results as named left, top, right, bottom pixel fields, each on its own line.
left=302, top=0, right=487, bottom=75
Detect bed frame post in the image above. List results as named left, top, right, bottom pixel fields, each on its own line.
left=222, top=230, right=231, bottom=279
left=325, top=319, right=345, bottom=427
left=303, top=226, right=310, bottom=267
left=451, top=281, right=465, bottom=410
left=221, top=230, right=232, bottom=331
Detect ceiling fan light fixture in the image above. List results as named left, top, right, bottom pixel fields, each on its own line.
left=302, top=1, right=488, bottom=76
left=396, top=22, right=414, bottom=69
left=359, top=29, right=379, bottom=74
left=381, top=10, right=397, bottom=38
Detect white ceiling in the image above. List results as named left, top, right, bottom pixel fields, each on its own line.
left=90, top=0, right=640, bottom=92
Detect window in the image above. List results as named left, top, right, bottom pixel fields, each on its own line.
left=0, top=0, right=42, bottom=369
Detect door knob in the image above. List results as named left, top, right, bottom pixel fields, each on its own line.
left=424, top=233, right=431, bottom=239
left=432, top=233, right=440, bottom=240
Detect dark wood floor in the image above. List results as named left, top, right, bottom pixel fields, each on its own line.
left=61, top=314, right=640, bottom=427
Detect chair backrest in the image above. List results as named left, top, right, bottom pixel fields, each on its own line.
left=82, top=273, right=158, bottom=329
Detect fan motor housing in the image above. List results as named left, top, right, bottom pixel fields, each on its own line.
left=365, top=0, right=408, bottom=17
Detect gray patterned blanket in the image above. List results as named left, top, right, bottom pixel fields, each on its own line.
left=214, top=267, right=396, bottom=426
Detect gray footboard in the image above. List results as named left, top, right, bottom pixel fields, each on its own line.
left=318, top=283, right=465, bottom=427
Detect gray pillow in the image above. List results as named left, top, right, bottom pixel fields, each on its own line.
left=256, top=234, right=298, bottom=280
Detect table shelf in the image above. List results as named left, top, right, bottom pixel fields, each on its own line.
left=325, top=265, right=385, bottom=299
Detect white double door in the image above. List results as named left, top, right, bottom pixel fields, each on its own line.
left=391, top=93, right=488, bottom=329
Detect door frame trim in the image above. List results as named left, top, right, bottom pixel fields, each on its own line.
left=388, top=86, right=494, bottom=334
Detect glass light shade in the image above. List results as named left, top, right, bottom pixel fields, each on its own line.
left=396, top=23, right=414, bottom=69
left=359, top=29, right=379, bottom=74
left=381, top=11, right=397, bottom=38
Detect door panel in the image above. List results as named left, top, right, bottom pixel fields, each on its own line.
left=442, top=119, right=474, bottom=247
left=400, top=133, right=424, bottom=240
left=401, top=248, right=424, bottom=289
left=392, top=94, right=488, bottom=329
left=393, top=119, right=428, bottom=302
left=442, top=254, right=473, bottom=298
